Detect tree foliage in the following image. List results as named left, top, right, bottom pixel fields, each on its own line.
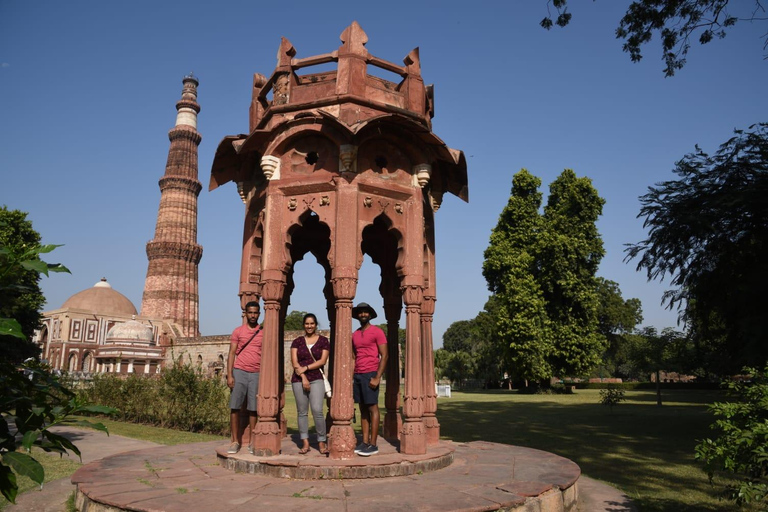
left=483, top=169, right=607, bottom=383
left=695, top=366, right=768, bottom=506
left=442, top=320, right=474, bottom=353
left=541, top=0, right=768, bottom=76
left=626, top=123, right=768, bottom=375
left=0, top=209, right=70, bottom=363
left=283, top=310, right=309, bottom=330
left=541, top=170, right=607, bottom=377
left=439, top=298, right=508, bottom=388
left=595, top=277, right=644, bottom=376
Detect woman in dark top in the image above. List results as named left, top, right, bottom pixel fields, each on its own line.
left=291, top=313, right=330, bottom=454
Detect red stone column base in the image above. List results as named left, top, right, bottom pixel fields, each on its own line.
left=252, top=419, right=281, bottom=456
left=399, top=420, right=427, bottom=455
left=329, top=423, right=356, bottom=460
left=424, top=415, right=440, bottom=446
left=383, top=410, right=402, bottom=440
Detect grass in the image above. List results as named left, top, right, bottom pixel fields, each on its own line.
left=67, top=416, right=225, bottom=445
left=436, top=388, right=759, bottom=512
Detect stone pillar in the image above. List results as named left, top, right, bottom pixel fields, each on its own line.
left=328, top=268, right=357, bottom=459
left=383, top=299, right=402, bottom=440
left=252, top=273, right=284, bottom=455
left=400, top=280, right=426, bottom=454
left=421, top=295, right=440, bottom=445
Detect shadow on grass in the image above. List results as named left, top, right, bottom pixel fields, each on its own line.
left=437, top=390, right=752, bottom=512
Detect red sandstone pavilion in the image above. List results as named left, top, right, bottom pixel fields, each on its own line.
left=210, top=22, right=467, bottom=459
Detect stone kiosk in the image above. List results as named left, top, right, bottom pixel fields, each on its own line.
left=71, top=24, right=582, bottom=512
left=210, top=21, right=467, bottom=459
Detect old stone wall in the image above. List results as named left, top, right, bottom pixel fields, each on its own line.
left=170, top=329, right=331, bottom=382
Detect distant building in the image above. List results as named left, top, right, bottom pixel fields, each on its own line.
left=37, top=278, right=176, bottom=375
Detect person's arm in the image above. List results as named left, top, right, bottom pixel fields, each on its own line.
left=226, top=337, right=238, bottom=389
left=369, top=339, right=388, bottom=389
left=291, top=346, right=301, bottom=372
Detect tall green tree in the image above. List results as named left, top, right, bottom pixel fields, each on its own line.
left=541, top=0, right=767, bottom=76
left=626, top=123, right=768, bottom=375
left=483, top=169, right=607, bottom=383
left=540, top=169, right=607, bottom=377
left=483, top=170, right=553, bottom=384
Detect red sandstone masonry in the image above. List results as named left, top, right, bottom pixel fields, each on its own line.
left=141, top=75, right=203, bottom=338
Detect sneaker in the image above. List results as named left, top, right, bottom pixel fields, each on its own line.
left=354, top=442, right=368, bottom=455
left=248, top=445, right=255, bottom=455
left=227, top=442, right=240, bottom=454
left=358, top=444, right=378, bottom=457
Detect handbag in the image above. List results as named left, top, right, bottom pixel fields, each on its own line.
left=305, top=337, right=332, bottom=398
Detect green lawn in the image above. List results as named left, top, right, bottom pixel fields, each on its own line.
left=436, top=388, right=757, bottom=512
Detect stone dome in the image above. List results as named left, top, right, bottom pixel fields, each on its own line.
left=106, top=319, right=154, bottom=344
left=61, top=278, right=138, bottom=316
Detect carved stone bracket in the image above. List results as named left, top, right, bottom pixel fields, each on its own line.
left=413, top=163, right=432, bottom=188
left=429, top=190, right=443, bottom=212
left=261, top=155, right=281, bottom=181
left=339, top=144, right=357, bottom=174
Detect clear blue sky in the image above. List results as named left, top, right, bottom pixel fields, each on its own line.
left=2, top=1, right=765, bottom=345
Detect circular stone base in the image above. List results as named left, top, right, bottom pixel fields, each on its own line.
left=72, top=439, right=581, bottom=511
left=216, top=437, right=454, bottom=479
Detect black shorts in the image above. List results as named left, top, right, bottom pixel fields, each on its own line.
left=353, top=371, right=379, bottom=405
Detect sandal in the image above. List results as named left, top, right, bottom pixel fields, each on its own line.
left=318, top=442, right=329, bottom=455
left=298, top=445, right=311, bottom=454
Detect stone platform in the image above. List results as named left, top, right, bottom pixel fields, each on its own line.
left=216, top=437, right=455, bottom=479
left=72, top=438, right=581, bottom=511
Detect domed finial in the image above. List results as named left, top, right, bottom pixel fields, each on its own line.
left=183, top=72, right=199, bottom=85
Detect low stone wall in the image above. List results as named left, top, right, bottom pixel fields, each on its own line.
left=169, top=330, right=331, bottom=382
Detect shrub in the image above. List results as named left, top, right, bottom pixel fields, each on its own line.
left=599, top=387, right=626, bottom=412
left=695, top=366, right=768, bottom=506
left=81, top=361, right=230, bottom=435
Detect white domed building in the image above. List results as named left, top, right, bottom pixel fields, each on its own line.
left=39, top=278, right=176, bottom=374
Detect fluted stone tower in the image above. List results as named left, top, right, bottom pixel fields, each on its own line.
left=141, top=74, right=203, bottom=337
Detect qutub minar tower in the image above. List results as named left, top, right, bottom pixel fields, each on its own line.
left=140, top=74, right=203, bottom=338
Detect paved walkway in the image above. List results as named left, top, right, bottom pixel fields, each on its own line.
left=7, top=427, right=636, bottom=512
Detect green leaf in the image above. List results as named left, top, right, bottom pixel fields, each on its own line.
left=20, top=259, right=49, bottom=275
left=21, top=430, right=39, bottom=451
left=0, top=318, right=25, bottom=339
left=43, top=431, right=81, bottom=460
left=46, top=263, right=71, bottom=274
left=36, top=244, right=63, bottom=254
left=0, top=464, right=18, bottom=504
left=2, top=452, right=44, bottom=485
